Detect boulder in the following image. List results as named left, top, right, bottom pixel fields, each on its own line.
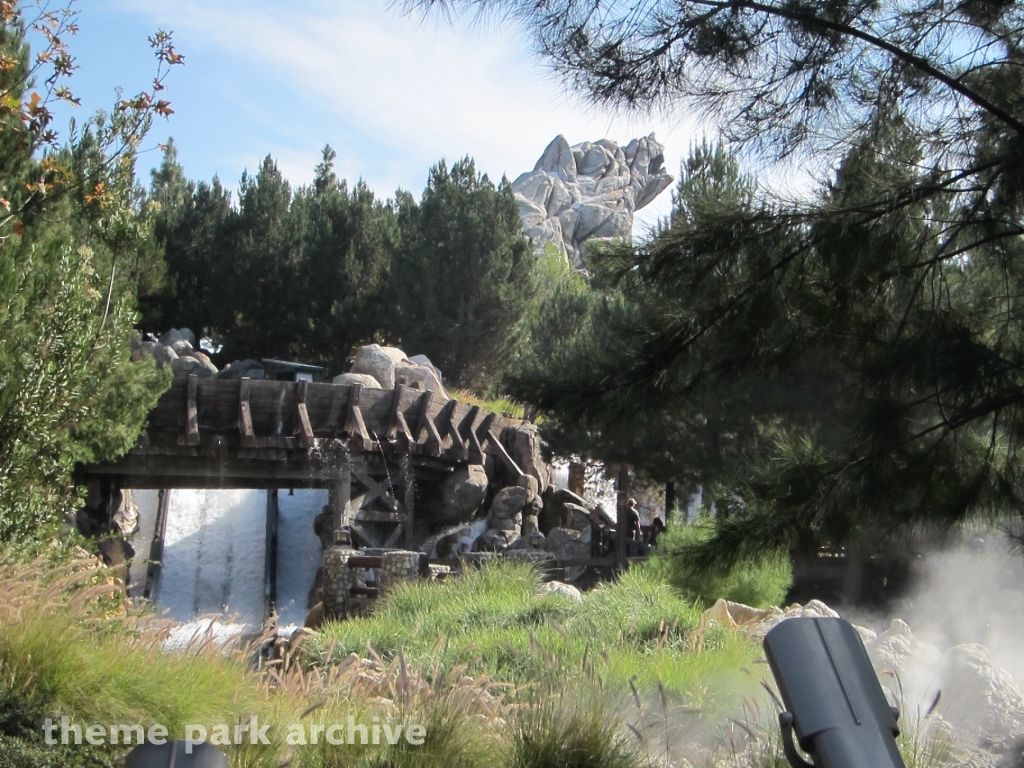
left=430, top=524, right=478, bottom=559
left=304, top=602, right=326, bottom=630
left=491, top=512, right=522, bottom=533
left=543, top=526, right=581, bottom=553
left=502, top=423, right=549, bottom=487
left=513, top=134, right=672, bottom=265
left=158, top=328, right=183, bottom=346
left=171, top=355, right=216, bottom=378
left=473, top=528, right=517, bottom=553
left=516, top=474, right=540, bottom=497
left=522, top=514, right=539, bottom=536
left=489, top=486, right=528, bottom=521
left=177, top=327, right=197, bottom=347
left=152, top=345, right=178, bottom=368
left=351, top=343, right=396, bottom=389
left=537, top=581, right=583, bottom=603
left=439, top=464, right=488, bottom=522
left=332, top=373, right=382, bottom=389
left=394, top=362, right=449, bottom=400
left=170, top=339, right=194, bottom=356
left=563, top=502, right=592, bottom=532
left=408, top=354, right=442, bottom=381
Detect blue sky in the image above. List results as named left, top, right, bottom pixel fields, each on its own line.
left=49, top=0, right=699, bottom=228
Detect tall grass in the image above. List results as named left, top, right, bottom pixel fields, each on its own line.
left=308, top=560, right=760, bottom=700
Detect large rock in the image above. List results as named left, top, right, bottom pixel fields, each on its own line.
left=502, top=423, right=549, bottom=488
left=170, top=339, right=194, bottom=356
left=152, top=345, right=178, bottom=368
left=473, top=528, right=517, bottom=553
left=350, top=344, right=396, bottom=389
left=439, top=464, right=488, bottom=522
left=394, top=362, right=449, bottom=400
left=489, top=486, right=528, bottom=521
left=513, top=134, right=673, bottom=266
left=537, top=581, right=583, bottom=603
left=158, top=328, right=183, bottom=346
left=543, top=526, right=581, bottom=553
left=332, top=373, right=382, bottom=389
left=171, top=355, right=216, bottom=378
left=563, top=502, right=592, bottom=532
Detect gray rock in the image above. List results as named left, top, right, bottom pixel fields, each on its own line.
left=439, top=464, right=488, bottom=522
left=489, top=486, right=528, bottom=521
left=394, top=362, right=449, bottom=400
left=170, top=339, right=194, bottom=356
left=431, top=525, right=475, bottom=559
left=158, top=328, right=183, bottom=346
left=522, top=514, right=539, bottom=536
left=473, top=528, right=516, bottom=553
left=563, top=502, right=592, bottom=532
left=351, top=343, right=396, bottom=389
left=513, top=134, right=672, bottom=266
left=502, top=424, right=549, bottom=488
left=408, top=354, right=442, bottom=381
left=332, top=373, right=382, bottom=389
left=491, top=512, right=522, bottom=533
left=171, top=356, right=215, bottom=378
left=516, top=474, right=540, bottom=496
left=544, top=527, right=581, bottom=553
left=537, top=581, right=583, bottom=603
left=177, top=327, right=197, bottom=347
left=153, top=345, right=178, bottom=368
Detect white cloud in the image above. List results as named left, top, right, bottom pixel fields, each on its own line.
left=116, top=0, right=698, bottom=220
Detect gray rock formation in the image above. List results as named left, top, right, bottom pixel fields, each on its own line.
left=513, top=134, right=673, bottom=266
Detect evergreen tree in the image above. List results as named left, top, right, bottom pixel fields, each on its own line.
left=387, top=157, right=537, bottom=391
left=0, top=5, right=175, bottom=543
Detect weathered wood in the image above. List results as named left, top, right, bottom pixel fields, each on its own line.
left=413, top=391, right=443, bottom=456
left=350, top=586, right=379, bottom=597
left=386, top=384, right=406, bottom=440
left=346, top=555, right=384, bottom=569
left=343, top=384, right=372, bottom=451
left=436, top=399, right=467, bottom=462
left=238, top=379, right=256, bottom=448
left=143, top=488, right=171, bottom=600
left=186, top=375, right=199, bottom=446
left=331, top=465, right=352, bottom=544
left=382, top=524, right=403, bottom=548
left=484, top=428, right=525, bottom=478
left=294, top=379, right=314, bottom=448
left=403, top=455, right=416, bottom=549
left=475, top=412, right=497, bottom=443
left=265, top=489, right=279, bottom=620
left=355, top=509, right=403, bottom=524
left=615, top=464, right=630, bottom=573
left=353, top=465, right=399, bottom=512
left=458, top=406, right=484, bottom=464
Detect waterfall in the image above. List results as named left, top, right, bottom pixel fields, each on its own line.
left=275, top=489, right=327, bottom=627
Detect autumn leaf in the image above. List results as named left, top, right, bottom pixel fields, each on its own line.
left=153, top=100, right=173, bottom=117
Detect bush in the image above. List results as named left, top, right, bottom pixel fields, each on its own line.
left=644, top=521, right=792, bottom=608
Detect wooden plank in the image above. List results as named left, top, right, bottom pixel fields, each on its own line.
left=238, top=379, right=256, bottom=448
left=435, top=399, right=467, bottom=462
left=485, top=428, right=525, bottom=478
left=395, top=410, right=416, bottom=453
left=403, top=455, right=415, bottom=549
left=459, top=405, right=484, bottom=465
left=331, top=466, right=351, bottom=543
left=414, top=391, right=442, bottom=456
left=475, top=411, right=497, bottom=443
left=355, top=509, right=402, bottom=524
left=264, top=489, right=279, bottom=621
left=382, top=524, right=404, bottom=548
left=185, top=375, right=199, bottom=446
left=327, top=383, right=345, bottom=437
left=386, top=384, right=407, bottom=440
left=343, top=384, right=372, bottom=451
left=143, top=488, right=172, bottom=600
left=294, top=379, right=314, bottom=448
left=346, top=555, right=384, bottom=569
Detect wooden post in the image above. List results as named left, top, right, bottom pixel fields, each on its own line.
left=265, top=489, right=279, bottom=621
left=664, top=480, right=675, bottom=524
left=331, top=463, right=352, bottom=545
left=402, top=454, right=415, bottom=548
left=294, top=379, right=314, bottom=449
left=238, top=379, right=256, bottom=448
left=615, top=465, right=631, bottom=572
left=185, top=374, right=199, bottom=445
left=144, top=488, right=172, bottom=600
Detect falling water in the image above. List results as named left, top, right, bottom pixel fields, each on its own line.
left=276, top=489, right=328, bottom=627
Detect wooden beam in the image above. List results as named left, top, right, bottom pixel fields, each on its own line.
left=403, top=455, right=415, bottom=549
left=414, top=391, right=442, bottom=456
left=331, top=465, right=351, bottom=544
left=475, top=412, right=497, bottom=443
left=143, top=488, right=171, bottom=600
left=484, top=428, right=525, bottom=478
left=343, top=384, right=372, bottom=451
left=238, top=379, right=256, bottom=448
left=458, top=405, right=485, bottom=464
left=264, top=489, right=279, bottom=621
left=294, top=379, right=314, bottom=448
left=386, top=384, right=407, bottom=440
left=185, top=374, right=199, bottom=446
left=435, top=399, right=467, bottom=462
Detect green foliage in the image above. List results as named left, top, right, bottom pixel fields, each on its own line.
left=308, top=559, right=758, bottom=695
left=386, top=157, right=538, bottom=391
left=642, top=522, right=792, bottom=609
left=0, top=6, right=171, bottom=543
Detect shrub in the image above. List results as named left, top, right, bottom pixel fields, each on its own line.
left=644, top=521, right=792, bottom=608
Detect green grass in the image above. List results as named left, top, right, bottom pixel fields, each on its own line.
left=641, top=520, right=793, bottom=609
left=308, top=561, right=760, bottom=702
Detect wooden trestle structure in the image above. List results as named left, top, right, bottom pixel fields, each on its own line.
left=80, top=374, right=532, bottom=552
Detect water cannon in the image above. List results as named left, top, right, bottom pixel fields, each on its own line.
left=763, top=617, right=906, bottom=768
left=125, top=741, right=227, bottom=767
